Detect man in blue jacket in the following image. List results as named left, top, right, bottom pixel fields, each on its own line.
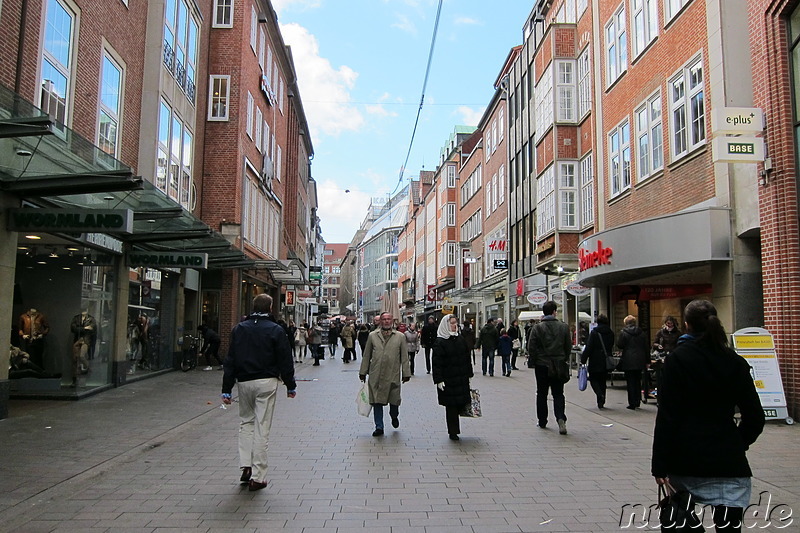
left=221, top=294, right=296, bottom=491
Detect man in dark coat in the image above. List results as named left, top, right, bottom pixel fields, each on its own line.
left=432, top=314, right=473, bottom=440
left=476, top=318, right=500, bottom=376
left=221, top=294, right=296, bottom=491
left=616, top=314, right=650, bottom=410
left=420, top=316, right=438, bottom=374
left=526, top=301, right=572, bottom=434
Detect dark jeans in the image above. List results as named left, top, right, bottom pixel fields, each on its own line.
left=625, top=370, right=642, bottom=408
left=501, top=353, right=511, bottom=375
left=409, top=351, right=416, bottom=374
left=204, top=340, right=222, bottom=366
left=481, top=346, right=495, bottom=375
left=424, top=346, right=432, bottom=373
left=445, top=404, right=461, bottom=435
left=372, top=403, right=399, bottom=430
left=534, top=364, right=566, bottom=426
left=511, top=348, right=519, bottom=369
left=588, top=371, right=608, bottom=407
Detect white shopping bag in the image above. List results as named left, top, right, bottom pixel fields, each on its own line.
left=356, top=382, right=372, bottom=417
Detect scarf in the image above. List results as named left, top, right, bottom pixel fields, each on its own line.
left=437, top=314, right=458, bottom=339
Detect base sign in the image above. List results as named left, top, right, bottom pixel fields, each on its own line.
left=732, top=328, right=792, bottom=423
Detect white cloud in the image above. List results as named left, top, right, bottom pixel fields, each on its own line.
left=454, top=16, right=480, bottom=26
left=271, top=0, right=321, bottom=15
left=365, top=104, right=398, bottom=118
left=454, top=105, right=485, bottom=127
left=391, top=13, right=417, bottom=34
left=279, top=23, right=365, bottom=138
left=316, top=180, right=372, bottom=243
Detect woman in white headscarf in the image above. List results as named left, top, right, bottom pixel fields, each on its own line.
left=432, top=314, right=474, bottom=441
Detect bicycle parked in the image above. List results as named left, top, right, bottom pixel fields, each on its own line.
left=180, top=334, right=201, bottom=372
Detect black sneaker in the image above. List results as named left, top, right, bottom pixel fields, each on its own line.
left=372, top=428, right=384, bottom=436
left=391, top=415, right=399, bottom=428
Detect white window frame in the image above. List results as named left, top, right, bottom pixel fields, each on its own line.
left=631, top=0, right=658, bottom=58
left=157, top=100, right=170, bottom=192
left=485, top=133, right=491, bottom=162
left=446, top=203, right=456, bottom=226
left=498, top=165, right=505, bottom=205
left=40, top=0, right=76, bottom=129
left=536, top=165, right=556, bottom=238
left=559, top=162, right=577, bottom=229
left=97, top=50, right=124, bottom=157
left=262, top=120, right=270, bottom=154
left=605, top=5, right=628, bottom=85
left=556, top=60, right=576, bottom=123
left=258, top=28, right=266, bottom=72
left=246, top=91, right=254, bottom=138
left=577, top=48, right=591, bottom=118
left=635, top=91, right=663, bottom=181
left=276, top=144, right=282, bottom=182
left=208, top=75, right=230, bottom=120
left=498, top=108, right=505, bottom=142
left=669, top=55, right=705, bottom=160
left=608, top=120, right=631, bottom=196
left=485, top=186, right=491, bottom=218
left=446, top=242, right=457, bottom=267
left=577, top=0, right=588, bottom=17
left=665, top=0, right=690, bottom=23
left=535, top=64, right=553, bottom=141
left=446, top=164, right=456, bottom=188
left=255, top=107, right=263, bottom=150
left=580, top=154, right=594, bottom=227
left=250, top=5, right=257, bottom=53
left=213, top=0, right=233, bottom=28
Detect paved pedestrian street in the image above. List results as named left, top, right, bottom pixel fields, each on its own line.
left=1, top=357, right=798, bottom=532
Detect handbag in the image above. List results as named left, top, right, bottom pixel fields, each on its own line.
left=598, top=333, right=619, bottom=371
left=512, top=338, right=521, bottom=350
left=577, top=364, right=588, bottom=391
left=658, top=483, right=705, bottom=532
left=356, top=382, right=372, bottom=417
left=459, top=389, right=482, bottom=418
left=544, top=357, right=571, bottom=383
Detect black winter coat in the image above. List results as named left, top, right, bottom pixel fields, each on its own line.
left=616, top=326, right=649, bottom=371
left=432, top=335, right=473, bottom=407
left=581, top=324, right=614, bottom=374
left=421, top=323, right=438, bottom=348
left=652, top=336, right=764, bottom=478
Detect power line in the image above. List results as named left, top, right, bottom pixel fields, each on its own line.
left=391, top=0, right=444, bottom=196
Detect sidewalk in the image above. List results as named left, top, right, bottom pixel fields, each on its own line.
left=0, top=353, right=797, bottom=532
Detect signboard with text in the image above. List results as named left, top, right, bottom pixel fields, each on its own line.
left=732, top=328, right=790, bottom=423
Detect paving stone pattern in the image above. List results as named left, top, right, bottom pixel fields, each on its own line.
left=0, top=354, right=797, bottom=532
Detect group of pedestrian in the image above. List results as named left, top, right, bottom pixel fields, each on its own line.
left=218, top=294, right=764, bottom=532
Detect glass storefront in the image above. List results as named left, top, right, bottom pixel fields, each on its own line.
left=611, top=284, right=712, bottom=342
left=127, top=268, right=178, bottom=375
left=12, top=242, right=117, bottom=393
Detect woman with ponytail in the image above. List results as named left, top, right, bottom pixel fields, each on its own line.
left=652, top=300, right=765, bottom=532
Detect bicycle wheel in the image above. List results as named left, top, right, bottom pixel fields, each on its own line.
left=180, top=351, right=193, bottom=372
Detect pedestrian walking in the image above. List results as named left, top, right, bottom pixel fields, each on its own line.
left=294, top=323, right=308, bottom=363
left=461, top=320, right=476, bottom=365
left=476, top=318, right=499, bottom=376
left=508, top=319, right=521, bottom=370
left=308, top=320, right=323, bottom=366
left=420, top=316, right=437, bottom=374
left=526, top=301, right=572, bottom=434
left=197, top=324, right=222, bottom=370
left=652, top=299, right=765, bottom=532
left=580, top=313, right=614, bottom=409
left=404, top=322, right=420, bottom=375
left=432, top=314, right=473, bottom=441
left=497, top=328, right=513, bottom=377
left=220, top=294, right=297, bottom=491
left=340, top=320, right=356, bottom=363
left=356, top=323, right=369, bottom=358
left=359, top=312, right=411, bottom=436
left=616, top=315, right=650, bottom=410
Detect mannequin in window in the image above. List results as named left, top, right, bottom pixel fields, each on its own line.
left=18, top=308, right=50, bottom=368
left=9, top=345, right=59, bottom=379
left=70, top=310, right=97, bottom=377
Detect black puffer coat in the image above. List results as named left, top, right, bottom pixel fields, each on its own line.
left=616, top=325, right=649, bottom=371
left=432, top=334, right=473, bottom=407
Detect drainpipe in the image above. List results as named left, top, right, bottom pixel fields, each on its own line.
left=14, top=0, right=29, bottom=94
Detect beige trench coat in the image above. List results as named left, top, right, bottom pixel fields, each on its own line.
left=359, top=329, right=410, bottom=405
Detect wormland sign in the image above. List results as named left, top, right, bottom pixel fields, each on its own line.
left=8, top=209, right=134, bottom=234
left=128, top=252, right=208, bottom=269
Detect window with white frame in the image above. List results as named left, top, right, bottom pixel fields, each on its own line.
left=635, top=92, right=663, bottom=180
left=208, top=75, right=230, bottom=120
left=250, top=5, right=257, bottom=53
left=485, top=133, right=491, bottom=162
left=98, top=52, right=123, bottom=157
left=632, top=0, right=658, bottom=57
left=156, top=100, right=194, bottom=209
left=609, top=120, right=631, bottom=195
left=578, top=48, right=591, bottom=117
left=669, top=56, right=705, bottom=159
left=276, top=144, right=282, bottom=181
left=460, top=209, right=482, bottom=241
left=492, top=120, right=498, bottom=152
left=580, top=154, right=594, bottom=227
left=446, top=164, right=456, bottom=187
left=605, top=5, right=627, bottom=85
left=41, top=0, right=76, bottom=127
left=262, top=120, right=270, bottom=153
left=491, top=174, right=498, bottom=211
left=246, top=91, right=253, bottom=138
left=535, top=64, right=553, bottom=140
left=279, top=77, right=285, bottom=113
left=446, top=203, right=456, bottom=226
left=665, top=0, right=690, bottom=23
left=460, top=164, right=481, bottom=206
left=255, top=107, right=263, bottom=150
left=213, top=0, right=233, bottom=28
left=258, top=28, right=266, bottom=71
left=536, top=165, right=556, bottom=238
left=578, top=0, right=588, bottom=17
left=499, top=108, right=505, bottom=141
left=559, top=162, right=577, bottom=228
left=485, top=185, right=491, bottom=218
left=498, top=165, right=505, bottom=204
left=244, top=175, right=280, bottom=257
left=557, top=60, right=576, bottom=123
left=446, top=242, right=457, bottom=267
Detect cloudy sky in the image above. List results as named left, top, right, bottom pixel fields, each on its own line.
left=271, top=0, right=533, bottom=243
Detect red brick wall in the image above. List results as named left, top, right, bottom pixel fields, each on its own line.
left=750, top=0, right=800, bottom=418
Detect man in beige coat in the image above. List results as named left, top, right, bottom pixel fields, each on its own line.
left=359, top=312, right=411, bottom=436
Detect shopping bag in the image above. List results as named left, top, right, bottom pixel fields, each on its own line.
left=577, top=364, right=588, bottom=391
left=658, top=484, right=705, bottom=532
left=459, top=389, right=482, bottom=418
left=356, top=382, right=371, bottom=417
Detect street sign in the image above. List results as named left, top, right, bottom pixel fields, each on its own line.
left=309, top=271, right=321, bottom=281
left=494, top=259, right=508, bottom=270
left=711, top=107, right=764, bottom=135
left=712, top=136, right=765, bottom=163
left=526, top=291, right=548, bottom=305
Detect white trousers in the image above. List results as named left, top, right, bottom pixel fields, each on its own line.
left=237, top=378, right=279, bottom=483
